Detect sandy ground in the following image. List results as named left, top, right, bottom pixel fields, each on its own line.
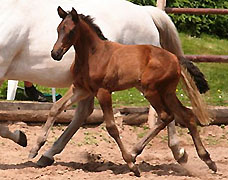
left=1, top=118, right=228, bottom=180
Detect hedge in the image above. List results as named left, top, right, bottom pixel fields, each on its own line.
left=128, top=0, right=228, bottom=38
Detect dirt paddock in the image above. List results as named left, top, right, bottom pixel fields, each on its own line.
left=1, top=117, right=228, bottom=180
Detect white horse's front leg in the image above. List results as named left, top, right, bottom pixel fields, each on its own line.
left=0, top=124, right=27, bottom=147
left=36, top=96, right=94, bottom=167
left=148, top=106, right=188, bottom=164
left=7, top=80, right=18, bottom=100
left=29, top=85, right=89, bottom=159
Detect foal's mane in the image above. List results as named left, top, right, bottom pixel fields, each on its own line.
left=78, top=14, right=108, bottom=41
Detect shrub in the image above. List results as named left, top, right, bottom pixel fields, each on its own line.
left=128, top=0, right=228, bottom=38
left=128, top=0, right=156, bottom=5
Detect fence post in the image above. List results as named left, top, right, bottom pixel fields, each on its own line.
left=156, top=0, right=166, bottom=10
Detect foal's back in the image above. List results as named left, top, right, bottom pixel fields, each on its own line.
left=89, top=41, right=180, bottom=92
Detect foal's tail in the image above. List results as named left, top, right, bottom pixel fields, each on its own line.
left=142, top=6, right=209, bottom=94
left=180, top=67, right=211, bottom=125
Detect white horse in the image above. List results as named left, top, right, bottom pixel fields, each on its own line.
left=1, top=0, right=208, bottom=164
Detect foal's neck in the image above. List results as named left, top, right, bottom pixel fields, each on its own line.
left=74, top=19, right=103, bottom=61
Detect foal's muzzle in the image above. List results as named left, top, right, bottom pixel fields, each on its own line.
left=51, top=49, right=63, bottom=61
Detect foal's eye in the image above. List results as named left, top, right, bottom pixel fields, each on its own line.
left=69, top=30, right=74, bottom=39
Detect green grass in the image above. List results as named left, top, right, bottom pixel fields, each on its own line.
left=179, top=33, right=228, bottom=55
left=180, top=33, right=228, bottom=106
left=1, top=33, right=227, bottom=106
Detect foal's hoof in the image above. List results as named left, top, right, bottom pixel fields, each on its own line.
left=131, top=153, right=137, bottom=163
left=208, top=161, right=217, bottom=173
left=14, top=130, right=27, bottom=147
left=28, top=148, right=38, bottom=159
left=37, top=155, right=54, bottom=167
left=131, top=147, right=142, bottom=163
left=177, top=149, right=188, bottom=164
left=131, top=165, right=141, bottom=177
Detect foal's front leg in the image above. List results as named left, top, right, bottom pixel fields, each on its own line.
left=36, top=96, right=95, bottom=167
left=29, top=85, right=89, bottom=159
left=97, top=88, right=140, bottom=177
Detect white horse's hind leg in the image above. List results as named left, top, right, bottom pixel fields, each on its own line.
left=0, top=124, right=27, bottom=147
left=148, top=106, right=157, bottom=128
left=148, top=106, right=188, bottom=164
left=37, top=96, right=94, bottom=167
left=168, top=120, right=188, bottom=164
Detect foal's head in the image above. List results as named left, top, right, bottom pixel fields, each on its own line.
left=51, top=6, right=80, bottom=61
left=51, top=6, right=107, bottom=61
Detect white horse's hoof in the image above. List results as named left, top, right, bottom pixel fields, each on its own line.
left=177, top=148, right=188, bottom=164
left=14, top=130, right=27, bottom=147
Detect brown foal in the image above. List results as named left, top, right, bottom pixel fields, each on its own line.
left=32, top=7, right=217, bottom=176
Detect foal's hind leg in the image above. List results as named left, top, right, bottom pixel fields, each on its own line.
left=131, top=90, right=173, bottom=162
left=97, top=88, right=140, bottom=176
left=29, top=85, right=89, bottom=159
left=165, top=93, right=217, bottom=172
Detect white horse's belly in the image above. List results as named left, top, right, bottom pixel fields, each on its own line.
left=5, top=48, right=75, bottom=88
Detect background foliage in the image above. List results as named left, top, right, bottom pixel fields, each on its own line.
left=128, top=0, right=228, bottom=38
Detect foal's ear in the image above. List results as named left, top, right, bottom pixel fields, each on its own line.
left=71, top=8, right=79, bottom=22
left=57, top=6, right=67, bottom=19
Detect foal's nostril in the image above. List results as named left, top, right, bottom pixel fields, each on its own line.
left=51, top=50, right=61, bottom=61
left=51, top=50, right=57, bottom=59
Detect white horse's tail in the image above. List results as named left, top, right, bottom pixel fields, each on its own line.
left=143, top=6, right=209, bottom=94
left=142, top=6, right=184, bottom=57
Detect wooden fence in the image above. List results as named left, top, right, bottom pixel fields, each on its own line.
left=156, top=0, right=228, bottom=63
left=165, top=7, right=228, bottom=15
